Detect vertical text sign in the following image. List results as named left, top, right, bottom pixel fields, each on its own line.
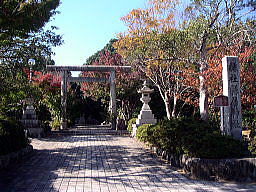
left=222, top=56, right=242, bottom=140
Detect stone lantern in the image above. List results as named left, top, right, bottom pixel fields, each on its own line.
left=132, top=81, right=157, bottom=136
left=21, top=98, right=42, bottom=138
left=20, top=58, right=43, bottom=138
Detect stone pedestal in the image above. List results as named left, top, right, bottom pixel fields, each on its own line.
left=132, top=81, right=157, bottom=137
left=21, top=99, right=43, bottom=138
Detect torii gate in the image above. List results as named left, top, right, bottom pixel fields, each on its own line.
left=46, top=65, right=131, bottom=129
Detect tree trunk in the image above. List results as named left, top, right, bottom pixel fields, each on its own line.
left=199, top=55, right=209, bottom=122
left=164, top=91, right=172, bottom=120
left=171, top=94, right=177, bottom=118
left=199, top=75, right=209, bottom=121
left=156, top=85, right=172, bottom=120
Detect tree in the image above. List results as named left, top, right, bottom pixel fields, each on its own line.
left=114, top=0, right=197, bottom=119
left=182, top=0, right=255, bottom=121
left=204, top=43, right=256, bottom=110
left=81, top=39, right=142, bottom=122
left=0, top=0, right=62, bottom=69
left=0, top=68, right=28, bottom=118
left=0, top=0, right=60, bottom=33
left=0, top=0, right=62, bottom=119
left=114, top=0, right=256, bottom=120
left=32, top=71, right=61, bottom=129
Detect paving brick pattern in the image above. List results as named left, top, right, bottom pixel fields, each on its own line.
left=0, top=128, right=256, bottom=192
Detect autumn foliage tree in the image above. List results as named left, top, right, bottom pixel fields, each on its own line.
left=114, top=0, right=194, bottom=119
left=181, top=0, right=255, bottom=121
left=81, top=40, right=142, bottom=122
left=114, top=0, right=256, bottom=120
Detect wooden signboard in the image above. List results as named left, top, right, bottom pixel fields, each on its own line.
left=214, top=95, right=229, bottom=107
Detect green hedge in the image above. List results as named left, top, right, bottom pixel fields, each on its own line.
left=248, top=136, right=256, bottom=155
left=127, top=118, right=136, bottom=133
left=136, top=124, right=152, bottom=143
left=136, top=118, right=250, bottom=159
left=0, top=117, right=29, bottom=156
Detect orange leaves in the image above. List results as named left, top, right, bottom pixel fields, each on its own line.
left=120, top=0, right=177, bottom=37
left=116, top=0, right=180, bottom=69
left=149, top=0, right=179, bottom=12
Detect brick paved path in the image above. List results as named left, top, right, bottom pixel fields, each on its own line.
left=0, top=127, right=256, bottom=192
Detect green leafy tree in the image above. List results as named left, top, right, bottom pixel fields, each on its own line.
left=0, top=0, right=62, bottom=118
left=0, top=0, right=62, bottom=69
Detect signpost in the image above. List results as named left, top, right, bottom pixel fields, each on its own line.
left=214, top=95, right=229, bottom=135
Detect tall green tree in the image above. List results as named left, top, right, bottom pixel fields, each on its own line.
left=0, top=0, right=60, bottom=33
left=0, top=0, right=62, bottom=117
left=0, top=0, right=62, bottom=70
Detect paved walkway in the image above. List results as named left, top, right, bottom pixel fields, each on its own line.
left=0, top=127, right=256, bottom=192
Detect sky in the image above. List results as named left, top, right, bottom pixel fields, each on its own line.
left=45, top=0, right=146, bottom=76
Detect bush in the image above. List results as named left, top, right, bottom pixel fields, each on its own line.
left=0, top=117, right=29, bottom=156
left=127, top=118, right=136, bottom=133
left=182, top=132, right=248, bottom=158
left=136, top=117, right=249, bottom=159
left=248, top=136, right=256, bottom=155
left=242, top=109, right=256, bottom=132
left=51, top=116, right=61, bottom=130
left=136, top=124, right=152, bottom=143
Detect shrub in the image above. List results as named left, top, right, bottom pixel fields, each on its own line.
left=182, top=132, right=248, bottom=158
left=248, top=136, right=256, bottom=155
left=51, top=116, right=61, bottom=130
left=137, top=117, right=249, bottom=159
left=127, top=118, right=136, bottom=133
left=242, top=109, right=256, bottom=132
left=136, top=124, right=152, bottom=143
left=0, top=117, right=29, bottom=156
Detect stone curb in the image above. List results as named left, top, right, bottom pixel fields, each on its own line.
left=132, top=137, right=256, bottom=182
left=149, top=146, right=256, bottom=182
left=0, top=145, right=33, bottom=169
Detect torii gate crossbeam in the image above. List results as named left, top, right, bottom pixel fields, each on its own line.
left=46, top=65, right=131, bottom=130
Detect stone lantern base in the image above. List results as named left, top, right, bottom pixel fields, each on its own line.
left=132, top=108, right=157, bottom=137
left=21, top=103, right=43, bottom=138
left=136, top=109, right=157, bottom=125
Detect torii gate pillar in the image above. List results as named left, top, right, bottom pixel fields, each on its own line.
left=110, top=71, right=117, bottom=129
left=61, top=71, right=68, bottom=129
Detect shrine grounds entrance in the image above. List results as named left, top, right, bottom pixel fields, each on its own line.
left=46, top=65, right=131, bottom=129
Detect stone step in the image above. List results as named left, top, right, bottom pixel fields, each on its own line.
left=74, top=124, right=111, bottom=129
left=51, top=125, right=129, bottom=136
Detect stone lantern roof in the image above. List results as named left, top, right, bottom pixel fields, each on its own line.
left=138, top=81, right=154, bottom=94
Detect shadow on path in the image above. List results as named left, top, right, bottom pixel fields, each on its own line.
left=0, top=134, right=255, bottom=192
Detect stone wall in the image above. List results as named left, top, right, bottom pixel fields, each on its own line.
left=0, top=145, right=33, bottom=169
left=151, top=147, right=256, bottom=182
